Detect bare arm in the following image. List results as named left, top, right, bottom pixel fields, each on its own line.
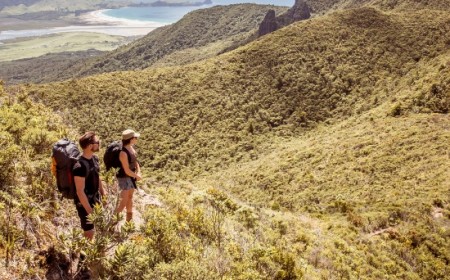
left=74, top=176, right=93, bottom=214
left=99, top=180, right=106, bottom=196
left=51, top=157, right=57, bottom=177
left=136, top=161, right=141, bottom=175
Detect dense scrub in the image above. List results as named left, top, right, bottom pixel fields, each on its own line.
left=0, top=50, right=104, bottom=85
left=0, top=83, right=308, bottom=279
left=200, top=112, right=450, bottom=278
left=63, top=4, right=289, bottom=79
left=27, top=8, right=450, bottom=179
left=0, top=82, right=72, bottom=278
left=304, top=0, right=450, bottom=14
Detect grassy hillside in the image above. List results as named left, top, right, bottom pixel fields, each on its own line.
left=2, top=5, right=450, bottom=279
left=56, top=0, right=450, bottom=81
left=3, top=0, right=449, bottom=86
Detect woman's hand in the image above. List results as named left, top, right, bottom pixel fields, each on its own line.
left=135, top=173, right=142, bottom=181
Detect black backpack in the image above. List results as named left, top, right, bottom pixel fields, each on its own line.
left=103, top=141, right=122, bottom=171
left=51, top=139, right=80, bottom=199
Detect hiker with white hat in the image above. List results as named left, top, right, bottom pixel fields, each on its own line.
left=115, top=129, right=142, bottom=222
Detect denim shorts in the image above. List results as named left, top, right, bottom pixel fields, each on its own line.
left=117, top=177, right=136, bottom=190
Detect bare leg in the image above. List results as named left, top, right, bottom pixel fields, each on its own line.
left=126, top=188, right=135, bottom=221
left=84, top=230, right=94, bottom=240
left=115, top=189, right=130, bottom=214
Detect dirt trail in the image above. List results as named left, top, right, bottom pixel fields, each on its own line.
left=117, top=187, right=163, bottom=228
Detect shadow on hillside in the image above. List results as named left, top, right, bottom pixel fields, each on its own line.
left=43, top=247, right=91, bottom=280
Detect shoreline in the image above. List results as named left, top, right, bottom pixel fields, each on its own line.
left=0, top=9, right=167, bottom=41
left=79, top=9, right=166, bottom=28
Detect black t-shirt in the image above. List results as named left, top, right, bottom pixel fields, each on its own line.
left=73, top=155, right=100, bottom=204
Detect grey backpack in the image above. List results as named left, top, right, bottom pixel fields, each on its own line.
left=51, top=139, right=80, bottom=199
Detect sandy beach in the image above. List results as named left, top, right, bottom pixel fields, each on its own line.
left=0, top=10, right=166, bottom=41
left=80, top=9, right=164, bottom=28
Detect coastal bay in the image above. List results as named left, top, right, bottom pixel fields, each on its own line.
left=0, top=0, right=294, bottom=61
left=0, top=9, right=163, bottom=61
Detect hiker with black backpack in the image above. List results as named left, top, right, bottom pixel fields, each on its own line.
left=73, top=131, right=106, bottom=240
left=114, top=129, right=142, bottom=222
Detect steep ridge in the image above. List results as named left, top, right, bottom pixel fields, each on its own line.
left=66, top=0, right=450, bottom=78
left=199, top=46, right=450, bottom=211
left=2, top=0, right=449, bottom=86
left=258, top=0, right=311, bottom=37
left=27, top=8, right=450, bottom=179
left=64, top=4, right=289, bottom=79
left=304, top=0, right=450, bottom=13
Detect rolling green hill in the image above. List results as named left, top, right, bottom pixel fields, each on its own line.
left=1, top=5, right=449, bottom=280
left=54, top=0, right=450, bottom=81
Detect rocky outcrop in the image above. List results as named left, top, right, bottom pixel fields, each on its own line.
left=280, top=0, right=311, bottom=24
left=258, top=10, right=278, bottom=36
left=258, top=0, right=311, bottom=37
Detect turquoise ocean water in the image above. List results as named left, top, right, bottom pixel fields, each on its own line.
left=104, top=0, right=295, bottom=24
left=0, top=0, right=294, bottom=41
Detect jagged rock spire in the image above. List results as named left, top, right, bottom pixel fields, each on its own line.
left=289, top=0, right=311, bottom=22
left=258, top=10, right=278, bottom=36
left=258, top=0, right=311, bottom=37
